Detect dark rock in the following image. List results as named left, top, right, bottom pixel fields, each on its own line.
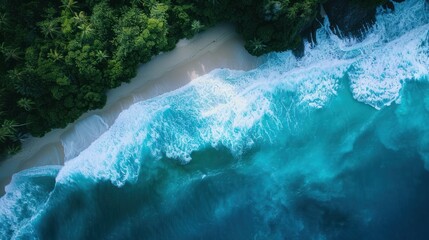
left=300, top=13, right=324, bottom=47
left=323, top=0, right=377, bottom=39
left=296, top=6, right=325, bottom=57
left=292, top=39, right=305, bottom=58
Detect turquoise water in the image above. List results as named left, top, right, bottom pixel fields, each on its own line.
left=1, top=0, right=429, bottom=239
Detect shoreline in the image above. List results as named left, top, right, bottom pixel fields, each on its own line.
left=0, top=24, right=259, bottom=195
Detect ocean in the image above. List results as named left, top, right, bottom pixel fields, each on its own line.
left=1, top=0, right=429, bottom=239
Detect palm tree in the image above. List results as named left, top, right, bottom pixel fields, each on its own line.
left=95, top=50, right=109, bottom=63
left=0, top=12, right=9, bottom=30
left=191, top=20, right=204, bottom=34
left=17, top=98, right=35, bottom=111
left=0, top=119, right=18, bottom=143
left=8, top=68, right=23, bottom=81
left=11, top=71, right=42, bottom=97
left=249, top=38, right=266, bottom=54
left=78, top=23, right=94, bottom=40
left=61, top=0, right=78, bottom=12
left=73, top=11, right=88, bottom=25
left=1, top=46, right=21, bottom=61
left=48, top=49, right=63, bottom=62
left=6, top=144, right=20, bottom=155
left=39, top=20, right=59, bottom=38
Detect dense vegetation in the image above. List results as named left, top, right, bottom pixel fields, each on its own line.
left=0, top=0, right=388, bottom=157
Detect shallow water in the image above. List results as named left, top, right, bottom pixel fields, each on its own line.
left=1, top=0, right=429, bottom=239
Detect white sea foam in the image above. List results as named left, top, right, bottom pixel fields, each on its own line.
left=350, top=24, right=429, bottom=109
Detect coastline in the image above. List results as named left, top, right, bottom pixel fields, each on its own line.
left=0, top=24, right=259, bottom=195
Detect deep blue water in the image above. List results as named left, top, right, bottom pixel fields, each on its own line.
left=1, top=0, right=429, bottom=239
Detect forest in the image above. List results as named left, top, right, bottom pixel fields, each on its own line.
left=0, top=0, right=389, bottom=156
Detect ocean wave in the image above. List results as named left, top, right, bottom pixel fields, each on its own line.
left=0, top=166, right=60, bottom=239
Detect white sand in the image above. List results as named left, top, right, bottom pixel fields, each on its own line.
left=0, top=24, right=259, bottom=195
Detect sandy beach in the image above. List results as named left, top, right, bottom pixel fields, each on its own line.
left=0, top=24, right=259, bottom=195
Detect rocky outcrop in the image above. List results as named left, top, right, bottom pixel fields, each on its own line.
left=293, top=0, right=402, bottom=57
left=323, top=0, right=407, bottom=39
left=323, top=0, right=378, bottom=38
